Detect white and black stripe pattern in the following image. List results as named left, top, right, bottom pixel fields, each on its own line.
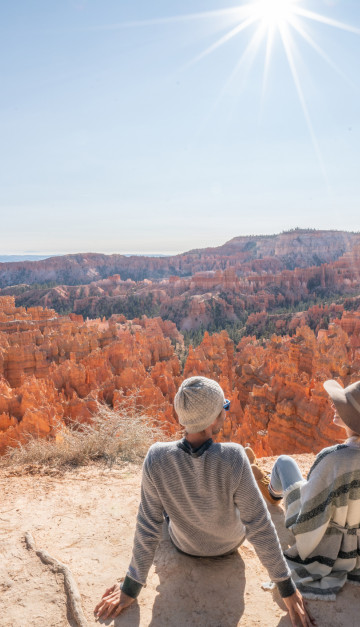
left=125, top=439, right=293, bottom=597
left=283, top=444, right=360, bottom=600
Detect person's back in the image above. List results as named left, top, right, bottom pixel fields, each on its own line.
left=95, top=376, right=314, bottom=626
left=144, top=439, right=247, bottom=557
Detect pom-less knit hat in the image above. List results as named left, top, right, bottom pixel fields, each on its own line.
left=323, top=379, right=360, bottom=434
left=174, top=376, right=225, bottom=434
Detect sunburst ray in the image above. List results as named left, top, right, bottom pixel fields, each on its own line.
left=293, top=7, right=360, bottom=36
left=189, top=16, right=258, bottom=66
left=105, top=1, right=360, bottom=175
left=260, top=24, right=276, bottom=113
left=278, top=21, right=327, bottom=180
left=288, top=16, right=355, bottom=87
left=95, top=6, right=253, bottom=31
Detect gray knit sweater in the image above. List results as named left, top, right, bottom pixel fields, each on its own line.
left=122, top=438, right=294, bottom=598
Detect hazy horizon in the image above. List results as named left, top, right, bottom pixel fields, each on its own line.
left=1, top=226, right=359, bottom=262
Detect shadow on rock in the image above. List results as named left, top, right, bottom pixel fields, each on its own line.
left=148, top=526, right=246, bottom=627
left=108, top=602, right=141, bottom=627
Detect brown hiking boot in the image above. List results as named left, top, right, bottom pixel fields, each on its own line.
left=244, top=447, right=257, bottom=464
left=251, top=464, right=281, bottom=506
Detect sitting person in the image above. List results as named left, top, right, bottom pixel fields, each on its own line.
left=256, top=379, right=360, bottom=600
left=95, top=376, right=314, bottom=625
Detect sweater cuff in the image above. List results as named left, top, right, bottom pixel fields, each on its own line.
left=276, top=577, right=296, bottom=598
left=121, top=575, right=143, bottom=599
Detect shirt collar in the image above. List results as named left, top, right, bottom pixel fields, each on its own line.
left=177, top=437, right=213, bottom=458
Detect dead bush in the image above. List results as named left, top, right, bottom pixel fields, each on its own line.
left=0, top=404, right=168, bottom=470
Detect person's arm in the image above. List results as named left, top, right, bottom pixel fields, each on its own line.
left=125, top=449, right=164, bottom=587
left=94, top=449, right=164, bottom=618
left=284, top=451, right=335, bottom=560
left=234, top=453, right=294, bottom=594
left=234, top=453, right=316, bottom=626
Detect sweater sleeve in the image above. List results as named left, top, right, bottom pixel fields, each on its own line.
left=234, top=453, right=294, bottom=594
left=126, top=449, right=164, bottom=588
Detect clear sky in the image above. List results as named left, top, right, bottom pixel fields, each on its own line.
left=1, top=0, right=359, bottom=255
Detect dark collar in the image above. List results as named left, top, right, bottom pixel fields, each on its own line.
left=177, top=437, right=213, bottom=458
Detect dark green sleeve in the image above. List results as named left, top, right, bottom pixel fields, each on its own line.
left=276, top=577, right=296, bottom=598
left=121, top=575, right=143, bottom=599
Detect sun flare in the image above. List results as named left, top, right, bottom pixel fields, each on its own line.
left=180, top=0, right=360, bottom=177
left=125, top=2, right=360, bottom=175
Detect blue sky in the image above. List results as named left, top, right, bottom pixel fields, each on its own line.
left=1, top=0, right=359, bottom=254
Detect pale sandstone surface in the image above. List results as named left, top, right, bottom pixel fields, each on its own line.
left=0, top=457, right=358, bottom=627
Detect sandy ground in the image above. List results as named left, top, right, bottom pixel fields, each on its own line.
left=0, top=456, right=358, bottom=627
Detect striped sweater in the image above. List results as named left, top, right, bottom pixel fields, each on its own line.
left=122, top=438, right=294, bottom=598
left=284, top=443, right=360, bottom=600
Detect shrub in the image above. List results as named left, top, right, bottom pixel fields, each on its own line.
left=0, top=404, right=166, bottom=470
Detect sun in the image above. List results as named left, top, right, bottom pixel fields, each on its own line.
left=251, top=0, right=299, bottom=30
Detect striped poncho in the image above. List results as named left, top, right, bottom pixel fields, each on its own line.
left=284, top=443, right=360, bottom=600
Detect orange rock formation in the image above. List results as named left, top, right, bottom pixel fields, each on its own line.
left=0, top=297, right=182, bottom=453
left=1, top=296, right=359, bottom=457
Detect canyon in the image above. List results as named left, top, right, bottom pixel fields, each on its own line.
left=1, top=230, right=360, bottom=457
left=2, top=230, right=360, bottom=335
left=1, top=293, right=359, bottom=457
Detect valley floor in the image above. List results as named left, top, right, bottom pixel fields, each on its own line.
left=0, top=456, right=358, bottom=627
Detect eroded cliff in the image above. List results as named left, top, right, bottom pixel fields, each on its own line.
left=3, top=233, right=360, bottom=334
left=1, top=296, right=359, bottom=457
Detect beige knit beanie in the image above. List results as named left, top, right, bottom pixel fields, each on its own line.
left=174, top=376, right=225, bottom=434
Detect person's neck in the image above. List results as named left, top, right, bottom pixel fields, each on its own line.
left=345, top=427, right=357, bottom=439
left=185, top=430, right=212, bottom=448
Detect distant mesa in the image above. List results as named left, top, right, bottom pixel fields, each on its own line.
left=1, top=229, right=360, bottom=288
left=1, top=229, right=360, bottom=336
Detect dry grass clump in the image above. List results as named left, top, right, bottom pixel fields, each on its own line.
left=0, top=404, right=167, bottom=470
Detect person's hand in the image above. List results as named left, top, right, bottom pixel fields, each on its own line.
left=283, top=590, right=317, bottom=627
left=94, top=583, right=135, bottom=619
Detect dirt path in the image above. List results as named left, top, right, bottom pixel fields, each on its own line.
left=0, top=460, right=358, bottom=626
